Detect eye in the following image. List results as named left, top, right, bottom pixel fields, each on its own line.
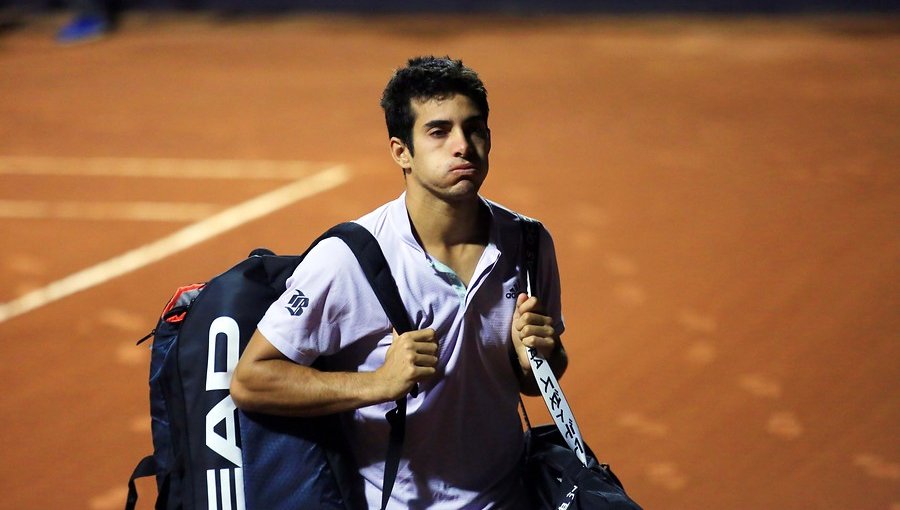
left=465, top=121, right=489, bottom=139
left=428, top=129, right=447, bottom=138
left=468, top=127, right=488, bottom=141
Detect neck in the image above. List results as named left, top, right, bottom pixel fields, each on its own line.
left=405, top=190, right=488, bottom=248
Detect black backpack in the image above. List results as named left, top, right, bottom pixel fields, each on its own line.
left=126, top=222, right=412, bottom=510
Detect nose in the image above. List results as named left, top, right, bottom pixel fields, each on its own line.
left=450, top=128, right=470, bottom=158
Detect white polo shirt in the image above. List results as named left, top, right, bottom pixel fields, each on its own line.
left=257, top=193, right=564, bottom=509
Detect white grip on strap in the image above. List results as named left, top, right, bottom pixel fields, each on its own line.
left=526, top=348, right=587, bottom=466
left=526, top=274, right=588, bottom=466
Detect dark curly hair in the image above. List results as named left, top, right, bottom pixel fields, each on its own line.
left=380, top=56, right=489, bottom=156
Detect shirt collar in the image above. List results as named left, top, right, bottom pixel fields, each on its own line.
left=387, top=192, right=502, bottom=259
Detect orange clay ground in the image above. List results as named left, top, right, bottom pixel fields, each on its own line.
left=0, top=13, right=897, bottom=510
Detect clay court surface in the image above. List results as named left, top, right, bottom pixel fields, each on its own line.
left=0, top=12, right=898, bottom=509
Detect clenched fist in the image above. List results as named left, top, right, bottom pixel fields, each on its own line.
left=511, top=293, right=557, bottom=372
left=375, top=329, right=439, bottom=401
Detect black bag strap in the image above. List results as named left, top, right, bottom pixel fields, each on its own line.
left=516, top=216, right=542, bottom=431
left=124, top=455, right=157, bottom=510
left=321, top=223, right=413, bottom=334
left=519, top=216, right=542, bottom=300
left=313, top=222, right=412, bottom=510
left=516, top=215, right=589, bottom=467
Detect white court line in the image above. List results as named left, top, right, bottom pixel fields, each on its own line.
left=0, top=200, right=223, bottom=221
left=0, top=156, right=335, bottom=180
left=0, top=164, right=350, bottom=324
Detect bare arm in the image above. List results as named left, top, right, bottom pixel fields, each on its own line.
left=231, top=328, right=438, bottom=417
left=510, top=293, right=569, bottom=396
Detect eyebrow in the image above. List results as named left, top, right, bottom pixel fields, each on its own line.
left=422, top=115, right=487, bottom=130
left=423, top=119, right=452, bottom=130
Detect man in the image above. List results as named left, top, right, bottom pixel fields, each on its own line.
left=231, top=56, right=568, bottom=509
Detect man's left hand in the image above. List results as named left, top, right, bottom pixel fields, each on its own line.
left=511, top=293, right=556, bottom=371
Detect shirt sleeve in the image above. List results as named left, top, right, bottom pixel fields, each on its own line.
left=256, top=237, right=380, bottom=365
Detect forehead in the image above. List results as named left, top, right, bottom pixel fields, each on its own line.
left=410, top=94, right=484, bottom=126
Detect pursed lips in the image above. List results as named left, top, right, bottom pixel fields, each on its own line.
left=449, top=162, right=478, bottom=173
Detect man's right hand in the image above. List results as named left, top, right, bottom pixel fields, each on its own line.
left=376, top=329, right=439, bottom=401
left=232, top=328, right=440, bottom=417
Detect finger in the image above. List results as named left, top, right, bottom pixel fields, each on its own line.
left=414, top=353, right=439, bottom=367
left=515, top=292, right=529, bottom=307
left=522, top=335, right=555, bottom=348
left=519, top=315, right=553, bottom=333
left=519, top=310, right=553, bottom=325
left=523, top=336, right=556, bottom=356
left=414, top=340, right=439, bottom=356
left=413, top=333, right=438, bottom=349
left=400, top=328, right=436, bottom=342
left=517, top=295, right=545, bottom=316
left=514, top=294, right=533, bottom=330
left=520, top=323, right=555, bottom=339
left=412, top=366, right=437, bottom=380
left=514, top=293, right=528, bottom=319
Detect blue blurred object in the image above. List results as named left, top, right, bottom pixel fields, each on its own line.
left=56, top=14, right=108, bottom=44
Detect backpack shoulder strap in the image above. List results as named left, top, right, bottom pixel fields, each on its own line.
left=517, top=215, right=543, bottom=299
left=319, top=222, right=413, bottom=335
left=314, top=221, right=410, bottom=510
left=516, top=214, right=589, bottom=467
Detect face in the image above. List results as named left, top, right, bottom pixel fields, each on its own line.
left=391, top=93, right=490, bottom=203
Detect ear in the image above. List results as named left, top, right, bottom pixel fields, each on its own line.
left=389, top=137, right=411, bottom=170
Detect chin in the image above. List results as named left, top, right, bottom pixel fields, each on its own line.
left=447, top=193, right=479, bottom=203
left=432, top=185, right=480, bottom=204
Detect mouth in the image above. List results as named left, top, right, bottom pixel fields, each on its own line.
left=450, top=163, right=478, bottom=174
